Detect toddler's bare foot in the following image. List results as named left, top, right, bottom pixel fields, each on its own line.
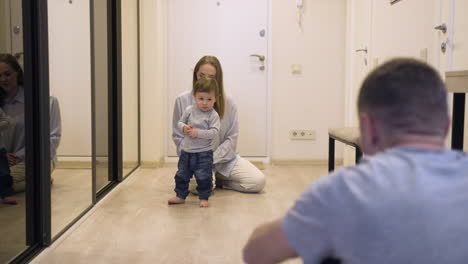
left=168, top=197, right=185, bottom=205
left=199, top=200, right=209, bottom=208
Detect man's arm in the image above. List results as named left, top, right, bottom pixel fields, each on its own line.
left=243, top=219, right=298, bottom=264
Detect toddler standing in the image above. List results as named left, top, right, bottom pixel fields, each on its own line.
left=168, top=77, right=220, bottom=207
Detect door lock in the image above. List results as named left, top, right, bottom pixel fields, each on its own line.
left=13, top=26, right=21, bottom=34
left=434, top=23, right=447, bottom=34
left=441, top=42, right=447, bottom=53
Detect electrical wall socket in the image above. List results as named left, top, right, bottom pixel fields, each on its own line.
left=289, top=129, right=316, bottom=140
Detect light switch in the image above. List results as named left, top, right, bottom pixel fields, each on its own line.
left=292, top=64, right=302, bottom=75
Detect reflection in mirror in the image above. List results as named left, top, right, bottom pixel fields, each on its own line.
left=48, top=1, right=92, bottom=237
left=0, top=0, right=27, bottom=263
left=92, top=0, right=110, bottom=191
left=121, top=0, right=140, bottom=177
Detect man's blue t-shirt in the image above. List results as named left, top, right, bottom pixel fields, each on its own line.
left=283, top=147, right=468, bottom=263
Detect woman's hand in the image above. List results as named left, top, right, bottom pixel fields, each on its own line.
left=7, top=153, right=19, bottom=167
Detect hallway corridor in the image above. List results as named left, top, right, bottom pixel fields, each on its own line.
left=30, top=165, right=327, bottom=264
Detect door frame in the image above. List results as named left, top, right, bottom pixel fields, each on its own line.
left=7, top=1, right=53, bottom=263
left=161, top=0, right=273, bottom=164
left=342, top=0, right=372, bottom=166
left=344, top=0, right=373, bottom=128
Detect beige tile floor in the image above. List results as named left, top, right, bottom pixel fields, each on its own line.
left=0, top=169, right=93, bottom=264
left=30, top=165, right=329, bottom=264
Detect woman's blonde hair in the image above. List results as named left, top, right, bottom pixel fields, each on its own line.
left=193, top=56, right=225, bottom=118
left=193, top=77, right=220, bottom=115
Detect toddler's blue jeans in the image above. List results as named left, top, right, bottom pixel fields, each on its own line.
left=0, top=148, right=14, bottom=198
left=174, top=150, right=213, bottom=200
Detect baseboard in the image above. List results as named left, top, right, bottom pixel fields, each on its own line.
left=56, top=157, right=92, bottom=169
left=56, top=157, right=140, bottom=169
left=58, top=157, right=343, bottom=169
left=271, top=158, right=344, bottom=166
left=123, top=161, right=139, bottom=168
left=141, top=158, right=165, bottom=168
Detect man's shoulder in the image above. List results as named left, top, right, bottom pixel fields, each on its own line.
left=336, top=147, right=468, bottom=192
left=369, top=147, right=466, bottom=167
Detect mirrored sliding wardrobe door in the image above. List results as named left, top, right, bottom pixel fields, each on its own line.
left=0, top=0, right=28, bottom=262
left=47, top=0, right=93, bottom=238
left=92, top=0, right=111, bottom=192
left=121, top=0, right=140, bottom=178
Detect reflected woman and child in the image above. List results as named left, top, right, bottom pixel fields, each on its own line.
left=169, top=56, right=266, bottom=207
left=0, top=53, right=61, bottom=205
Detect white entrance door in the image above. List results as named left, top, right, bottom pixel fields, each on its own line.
left=436, top=0, right=468, bottom=150
left=9, top=0, right=22, bottom=65
left=343, top=0, right=372, bottom=166
left=166, top=0, right=269, bottom=157
left=436, top=0, right=468, bottom=72
left=0, top=0, right=23, bottom=65
left=346, top=0, right=372, bottom=127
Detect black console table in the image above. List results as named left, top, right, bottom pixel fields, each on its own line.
left=445, top=70, right=468, bottom=150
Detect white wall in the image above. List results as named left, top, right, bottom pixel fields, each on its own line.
left=451, top=0, right=468, bottom=71
left=140, top=0, right=165, bottom=166
left=271, top=0, right=346, bottom=160
left=121, top=0, right=139, bottom=165
left=48, top=0, right=92, bottom=158
left=140, top=0, right=346, bottom=163
left=140, top=0, right=346, bottom=164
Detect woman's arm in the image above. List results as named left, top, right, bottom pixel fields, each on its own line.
left=0, top=108, right=11, bottom=131
left=50, top=97, right=62, bottom=160
left=172, top=97, right=186, bottom=155
left=177, top=106, right=192, bottom=134
left=213, top=98, right=238, bottom=164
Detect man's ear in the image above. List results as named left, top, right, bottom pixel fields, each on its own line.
left=359, top=112, right=379, bottom=155
left=444, top=116, right=451, bottom=138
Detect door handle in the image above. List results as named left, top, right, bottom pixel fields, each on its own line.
left=250, top=54, right=265, bottom=62
left=355, top=48, right=368, bottom=53
left=434, top=23, right=447, bottom=34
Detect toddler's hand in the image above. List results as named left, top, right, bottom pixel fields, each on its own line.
left=183, top=125, right=192, bottom=135
left=187, top=128, right=198, bottom=138
left=7, top=153, right=19, bottom=167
